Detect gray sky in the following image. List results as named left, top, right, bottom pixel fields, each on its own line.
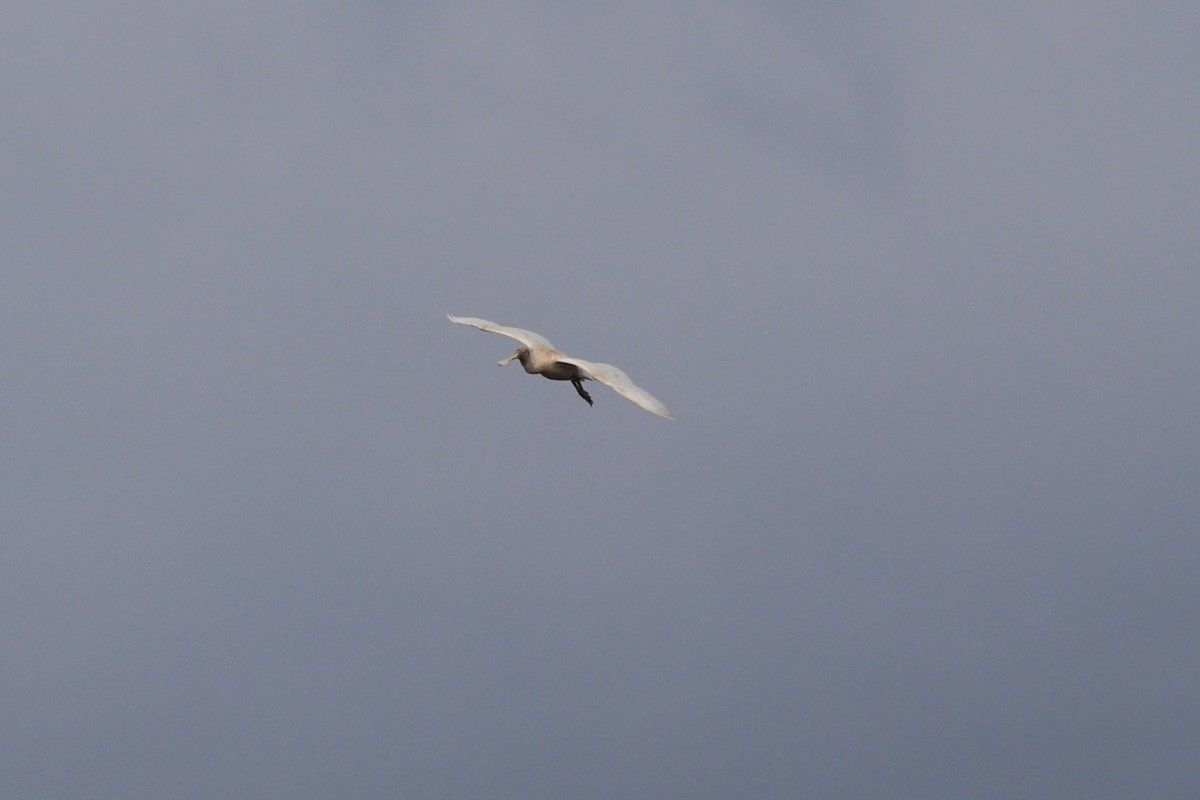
left=4, top=3, right=1198, bottom=798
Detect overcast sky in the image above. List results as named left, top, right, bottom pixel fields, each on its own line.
left=3, top=3, right=1198, bottom=798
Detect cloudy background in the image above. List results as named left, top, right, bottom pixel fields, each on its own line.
left=3, top=3, right=1198, bottom=797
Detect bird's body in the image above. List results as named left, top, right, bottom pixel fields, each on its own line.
left=509, top=346, right=580, bottom=380
left=447, top=314, right=675, bottom=419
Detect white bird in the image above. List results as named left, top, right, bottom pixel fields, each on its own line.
left=447, top=314, right=675, bottom=419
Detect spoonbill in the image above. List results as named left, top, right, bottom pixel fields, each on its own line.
left=447, top=314, right=675, bottom=419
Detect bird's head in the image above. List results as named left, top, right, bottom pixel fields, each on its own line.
left=498, top=346, right=528, bottom=367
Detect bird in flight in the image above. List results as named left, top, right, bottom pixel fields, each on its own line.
left=447, top=314, right=675, bottom=419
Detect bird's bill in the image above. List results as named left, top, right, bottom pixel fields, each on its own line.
left=497, top=349, right=520, bottom=366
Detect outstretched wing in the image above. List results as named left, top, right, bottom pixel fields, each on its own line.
left=446, top=314, right=557, bottom=350
left=559, top=357, right=675, bottom=420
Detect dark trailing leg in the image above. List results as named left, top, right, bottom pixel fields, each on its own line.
left=572, top=378, right=593, bottom=406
